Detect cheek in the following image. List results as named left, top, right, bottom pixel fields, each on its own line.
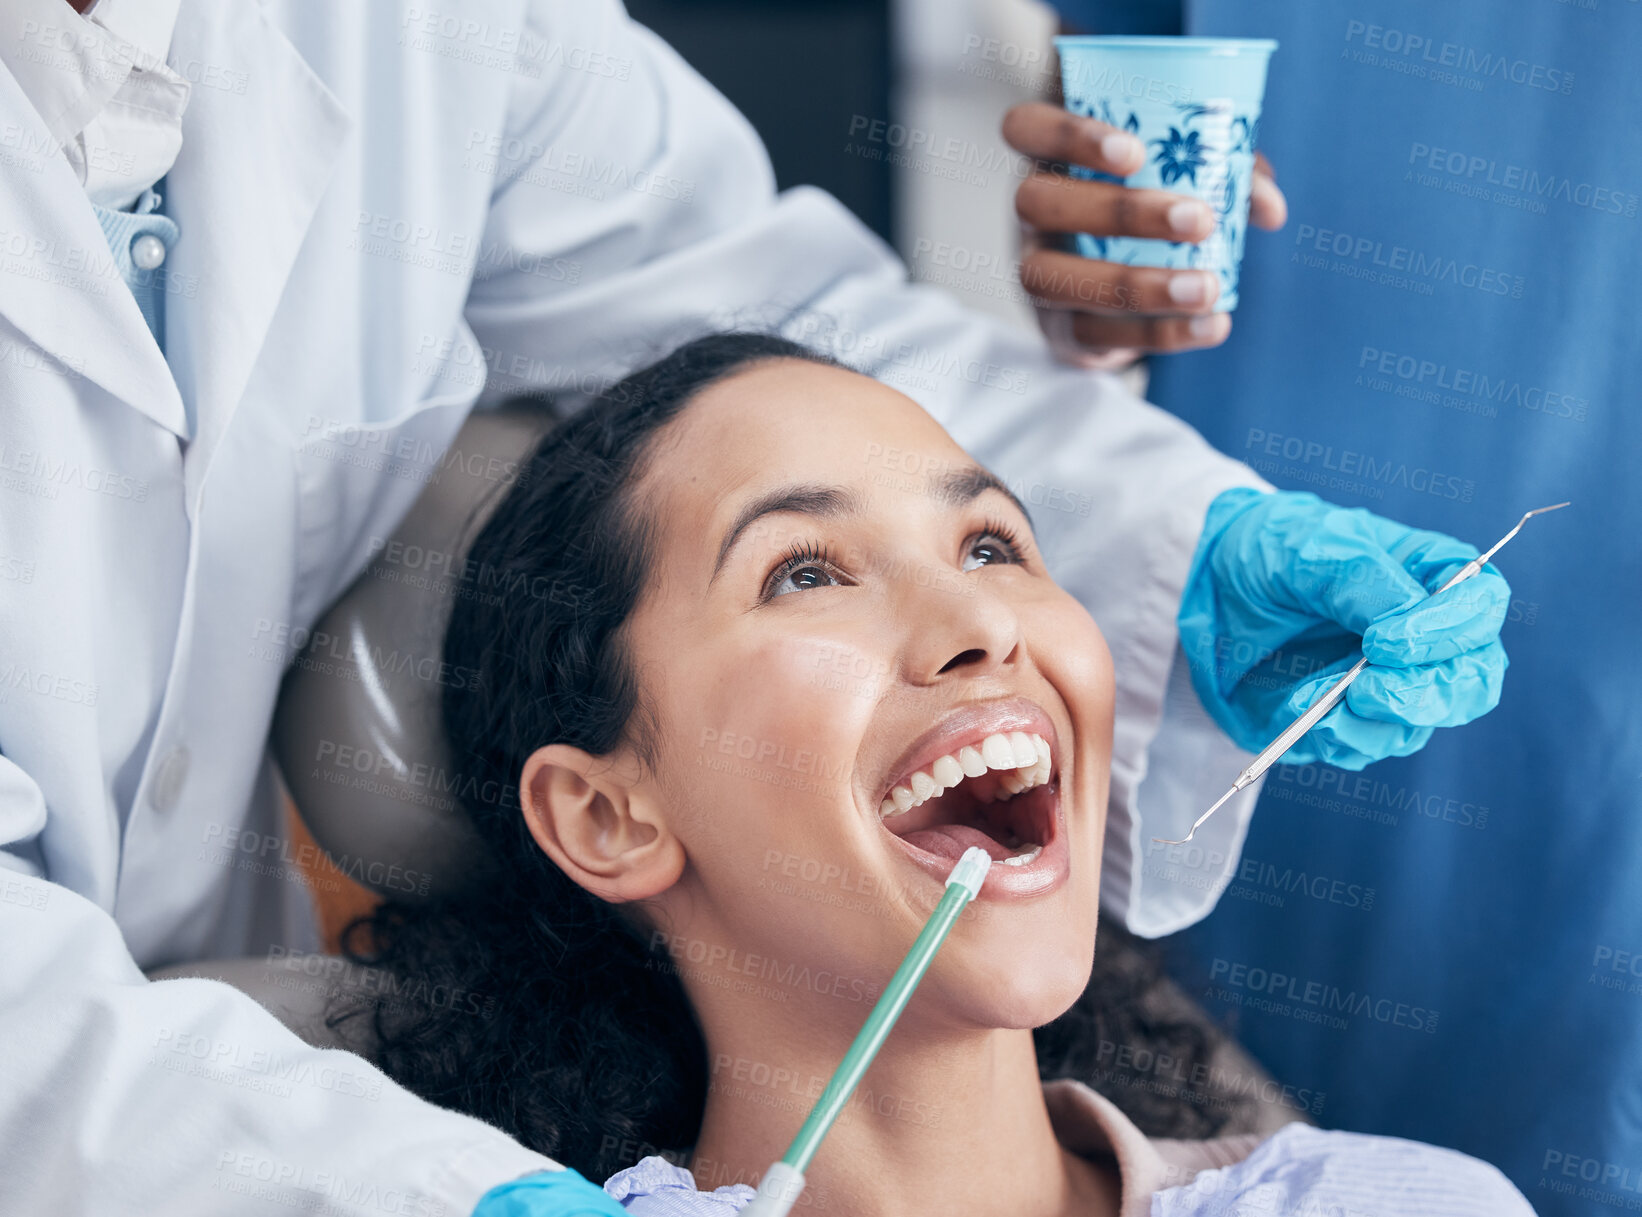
left=664, top=628, right=880, bottom=862
left=1033, top=594, right=1115, bottom=779
left=1031, top=595, right=1114, bottom=893
left=661, top=628, right=912, bottom=992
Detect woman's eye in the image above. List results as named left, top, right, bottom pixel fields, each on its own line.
left=961, top=528, right=1025, bottom=572
left=763, top=521, right=1026, bottom=601
left=769, top=562, right=842, bottom=599
left=764, top=541, right=845, bottom=601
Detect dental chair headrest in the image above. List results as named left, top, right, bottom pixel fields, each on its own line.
left=271, top=402, right=559, bottom=903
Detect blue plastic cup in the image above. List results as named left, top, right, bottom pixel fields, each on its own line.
left=1054, top=36, right=1277, bottom=312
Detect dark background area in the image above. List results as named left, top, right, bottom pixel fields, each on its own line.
left=623, top=0, right=896, bottom=245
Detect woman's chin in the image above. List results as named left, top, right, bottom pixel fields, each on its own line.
left=942, top=951, right=1096, bottom=1031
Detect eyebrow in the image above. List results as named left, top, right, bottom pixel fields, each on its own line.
left=708, top=465, right=1036, bottom=587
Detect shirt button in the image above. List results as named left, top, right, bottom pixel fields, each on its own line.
left=148, top=745, right=190, bottom=811
left=131, top=234, right=167, bottom=271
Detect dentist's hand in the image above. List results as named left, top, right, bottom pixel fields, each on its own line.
left=1002, top=102, right=1286, bottom=368
left=473, top=1169, right=629, bottom=1216
left=1178, top=489, right=1510, bottom=770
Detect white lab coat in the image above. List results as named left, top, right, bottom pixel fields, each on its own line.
left=0, top=1, right=1265, bottom=1212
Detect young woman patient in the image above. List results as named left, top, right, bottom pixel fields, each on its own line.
left=332, top=334, right=1533, bottom=1215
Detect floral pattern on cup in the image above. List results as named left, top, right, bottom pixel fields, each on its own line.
left=1064, top=95, right=1261, bottom=310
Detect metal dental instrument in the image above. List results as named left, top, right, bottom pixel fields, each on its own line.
left=740, top=847, right=993, bottom=1217
left=1153, top=502, right=1570, bottom=846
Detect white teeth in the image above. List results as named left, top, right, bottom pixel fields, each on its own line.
left=1008, top=731, right=1036, bottom=768
left=999, top=844, right=1042, bottom=868
left=877, top=731, right=1055, bottom=819
left=979, top=734, right=1016, bottom=770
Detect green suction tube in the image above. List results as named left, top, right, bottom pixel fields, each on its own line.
left=740, top=846, right=993, bottom=1216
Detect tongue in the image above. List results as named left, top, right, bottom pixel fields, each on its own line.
left=898, top=823, right=1018, bottom=862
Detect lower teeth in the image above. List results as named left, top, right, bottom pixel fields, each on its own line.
left=999, top=844, right=1041, bottom=868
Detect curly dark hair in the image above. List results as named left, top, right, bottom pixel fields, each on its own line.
left=328, top=332, right=1252, bottom=1183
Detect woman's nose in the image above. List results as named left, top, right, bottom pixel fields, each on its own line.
left=907, top=581, right=1024, bottom=684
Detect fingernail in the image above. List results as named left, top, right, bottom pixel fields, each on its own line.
left=1167, top=272, right=1212, bottom=305
left=1168, top=199, right=1210, bottom=235
left=1099, top=130, right=1143, bottom=167
left=1188, top=313, right=1228, bottom=340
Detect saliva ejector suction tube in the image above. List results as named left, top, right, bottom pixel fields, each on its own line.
left=739, top=846, right=994, bottom=1217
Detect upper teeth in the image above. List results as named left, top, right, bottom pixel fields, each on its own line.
left=878, top=731, right=1052, bottom=820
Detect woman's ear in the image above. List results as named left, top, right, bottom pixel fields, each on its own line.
left=518, top=743, right=685, bottom=902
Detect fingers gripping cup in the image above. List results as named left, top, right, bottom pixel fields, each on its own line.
left=1054, top=36, right=1277, bottom=312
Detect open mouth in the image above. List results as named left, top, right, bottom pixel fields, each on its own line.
left=875, top=730, right=1059, bottom=870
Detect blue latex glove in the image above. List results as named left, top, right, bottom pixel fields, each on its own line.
left=474, top=1168, right=629, bottom=1216
left=1178, top=488, right=1510, bottom=770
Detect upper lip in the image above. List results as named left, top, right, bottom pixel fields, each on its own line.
left=874, top=695, right=1061, bottom=810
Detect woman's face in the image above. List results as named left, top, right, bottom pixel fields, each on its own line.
left=617, top=357, right=1114, bottom=1032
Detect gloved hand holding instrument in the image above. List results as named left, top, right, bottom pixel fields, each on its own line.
left=1167, top=489, right=1567, bottom=844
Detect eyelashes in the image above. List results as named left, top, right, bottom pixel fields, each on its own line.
left=762, top=537, right=840, bottom=600
left=760, top=515, right=1028, bottom=602
left=977, top=515, right=1024, bottom=559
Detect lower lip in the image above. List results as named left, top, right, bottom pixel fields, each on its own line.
left=881, top=781, right=1070, bottom=902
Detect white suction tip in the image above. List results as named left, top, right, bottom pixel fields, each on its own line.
left=741, top=1161, right=806, bottom=1217
left=946, top=846, right=993, bottom=899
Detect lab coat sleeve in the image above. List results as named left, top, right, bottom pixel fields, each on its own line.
left=461, top=0, right=1270, bottom=936
left=0, top=752, right=557, bottom=1215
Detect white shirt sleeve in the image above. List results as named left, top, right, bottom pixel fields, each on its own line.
left=463, top=0, right=1270, bottom=937
left=0, top=754, right=558, bottom=1217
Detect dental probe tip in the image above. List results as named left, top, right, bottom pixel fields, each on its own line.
left=1152, top=785, right=1239, bottom=846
